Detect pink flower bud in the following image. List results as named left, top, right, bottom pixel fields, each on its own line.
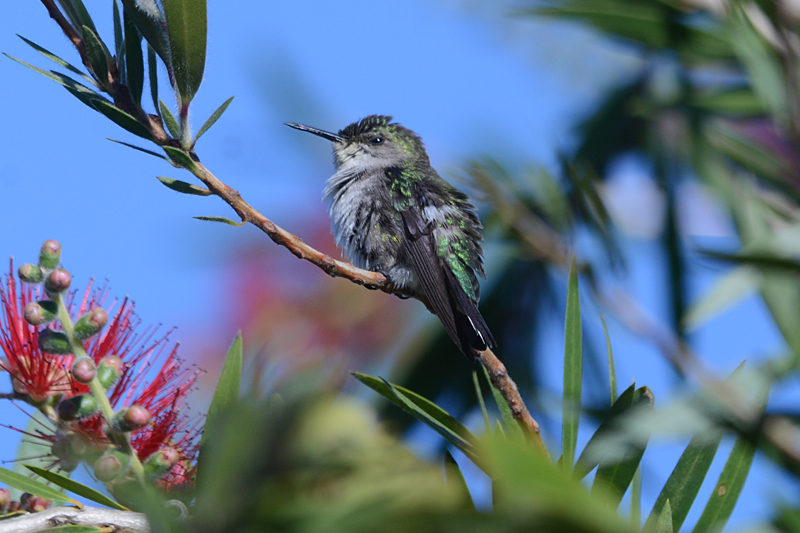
left=23, top=301, right=57, bottom=326
left=44, top=268, right=71, bottom=294
left=94, top=454, right=124, bottom=482
left=39, top=240, right=62, bottom=270
left=74, top=307, right=109, bottom=340
left=17, top=263, right=43, bottom=284
left=71, top=358, right=97, bottom=383
left=97, top=355, right=124, bottom=390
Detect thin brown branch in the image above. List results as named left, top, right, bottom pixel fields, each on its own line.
left=37, top=0, right=92, bottom=74
left=181, top=160, right=548, bottom=452
left=0, top=506, right=148, bottom=533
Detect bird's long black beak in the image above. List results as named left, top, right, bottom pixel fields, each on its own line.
left=285, top=123, right=345, bottom=142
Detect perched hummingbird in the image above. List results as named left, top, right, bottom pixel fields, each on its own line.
left=286, top=115, right=495, bottom=359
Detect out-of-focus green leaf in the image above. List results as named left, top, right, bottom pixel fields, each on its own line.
left=113, top=0, right=123, bottom=57
left=0, top=467, right=78, bottom=505
left=562, top=253, right=582, bottom=472
left=120, top=0, right=169, bottom=67
left=683, top=265, right=760, bottom=331
left=481, top=365, right=524, bottom=440
left=17, top=35, right=97, bottom=87
left=157, top=176, right=211, bottom=196
left=352, top=372, right=480, bottom=464
left=124, top=9, right=144, bottom=105
left=163, top=0, right=207, bottom=104
left=521, top=0, right=668, bottom=49
left=644, top=435, right=722, bottom=531
left=729, top=9, right=787, bottom=120
left=444, top=451, right=475, bottom=511
left=692, top=87, right=766, bottom=116
left=91, top=100, right=154, bottom=140
left=631, top=466, right=642, bottom=527
left=194, top=96, right=235, bottom=145
left=163, top=146, right=198, bottom=171
left=25, top=465, right=128, bottom=511
left=160, top=99, right=180, bottom=138
left=197, top=332, right=242, bottom=490
left=81, top=26, right=109, bottom=88
left=108, top=138, right=167, bottom=160
left=472, top=370, right=492, bottom=433
left=486, top=435, right=638, bottom=533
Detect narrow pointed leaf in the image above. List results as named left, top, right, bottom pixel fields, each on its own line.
left=631, top=466, right=642, bottom=527
left=472, top=370, right=492, bottom=433
left=56, top=0, right=96, bottom=34
left=5, top=54, right=107, bottom=110
left=194, top=216, right=245, bottom=226
left=601, top=314, right=617, bottom=403
left=124, top=9, right=145, bottom=105
left=160, top=99, right=180, bottom=138
left=650, top=499, right=673, bottom=533
left=683, top=265, right=760, bottom=331
left=107, top=138, right=167, bottom=160
left=81, top=26, right=109, bottom=87
left=645, top=434, right=722, bottom=532
left=481, top=365, right=524, bottom=440
left=113, top=0, right=123, bottom=58
left=194, top=96, right=235, bottom=144
left=444, top=450, right=475, bottom=511
left=163, top=146, right=198, bottom=171
left=24, top=465, right=128, bottom=511
left=0, top=467, right=78, bottom=505
left=197, top=331, right=242, bottom=490
left=157, top=176, right=211, bottom=196
left=563, top=253, right=582, bottom=472
left=91, top=100, right=154, bottom=140
left=17, top=35, right=97, bottom=87
left=352, top=372, right=480, bottom=462
left=163, top=0, right=207, bottom=103
left=148, top=44, right=159, bottom=112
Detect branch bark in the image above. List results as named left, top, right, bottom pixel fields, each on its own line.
left=0, top=506, right=148, bottom=533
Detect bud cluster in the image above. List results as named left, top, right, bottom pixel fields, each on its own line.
left=0, top=489, right=51, bottom=515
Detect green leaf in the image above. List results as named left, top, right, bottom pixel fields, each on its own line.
left=444, top=450, right=475, bottom=511
left=56, top=0, right=97, bottom=35
left=120, top=0, right=169, bottom=67
left=692, top=87, right=765, bottom=116
left=472, top=370, right=492, bottom=433
left=162, top=146, right=198, bottom=171
left=147, top=44, right=159, bottom=112
left=5, top=54, right=107, bottom=110
left=163, top=0, right=207, bottom=104
left=197, top=331, right=242, bottom=490
left=649, top=499, right=673, bottom=533
left=91, top=100, right=154, bottom=141
left=124, top=9, right=145, bottom=105
left=24, top=465, right=128, bottom=511
left=562, top=253, right=582, bottom=472
left=193, top=216, right=245, bottom=226
left=157, top=176, right=211, bottom=196
left=107, top=138, right=167, bottom=160
left=683, top=265, right=760, bottom=331
left=631, top=466, right=642, bottom=527
left=601, top=313, right=617, bottom=404
left=113, top=0, right=123, bottom=58
left=17, top=35, right=97, bottom=87
left=352, top=372, right=480, bottom=464
left=194, top=96, right=235, bottom=145
left=644, top=434, right=722, bottom=532
left=160, top=99, right=180, bottom=138
left=0, top=467, right=78, bottom=505
left=81, top=26, right=110, bottom=88
left=481, top=365, right=524, bottom=440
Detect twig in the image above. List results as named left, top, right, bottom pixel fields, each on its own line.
left=0, top=506, right=148, bottom=533
left=37, top=0, right=91, bottom=75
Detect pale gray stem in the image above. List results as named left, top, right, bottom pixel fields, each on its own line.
left=0, top=506, right=148, bottom=533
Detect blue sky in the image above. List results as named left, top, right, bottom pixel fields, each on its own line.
left=0, top=1, right=796, bottom=529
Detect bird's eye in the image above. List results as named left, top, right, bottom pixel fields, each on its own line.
left=369, top=135, right=385, bottom=145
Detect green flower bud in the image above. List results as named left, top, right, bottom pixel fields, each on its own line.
left=97, top=355, right=124, bottom=390
left=143, top=446, right=180, bottom=480
left=39, top=240, right=62, bottom=270
left=58, top=455, right=79, bottom=473
left=23, top=300, right=58, bottom=326
left=17, top=263, right=43, bottom=284
left=44, top=268, right=71, bottom=294
left=73, top=308, right=108, bottom=340
left=94, top=452, right=128, bottom=482
left=38, top=329, right=72, bottom=355
left=111, top=404, right=151, bottom=432
left=58, top=394, right=99, bottom=421
left=71, top=358, right=96, bottom=383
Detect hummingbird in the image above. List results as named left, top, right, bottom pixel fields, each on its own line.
left=286, top=115, right=495, bottom=359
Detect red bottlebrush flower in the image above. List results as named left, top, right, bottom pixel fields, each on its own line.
left=0, top=261, right=71, bottom=401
